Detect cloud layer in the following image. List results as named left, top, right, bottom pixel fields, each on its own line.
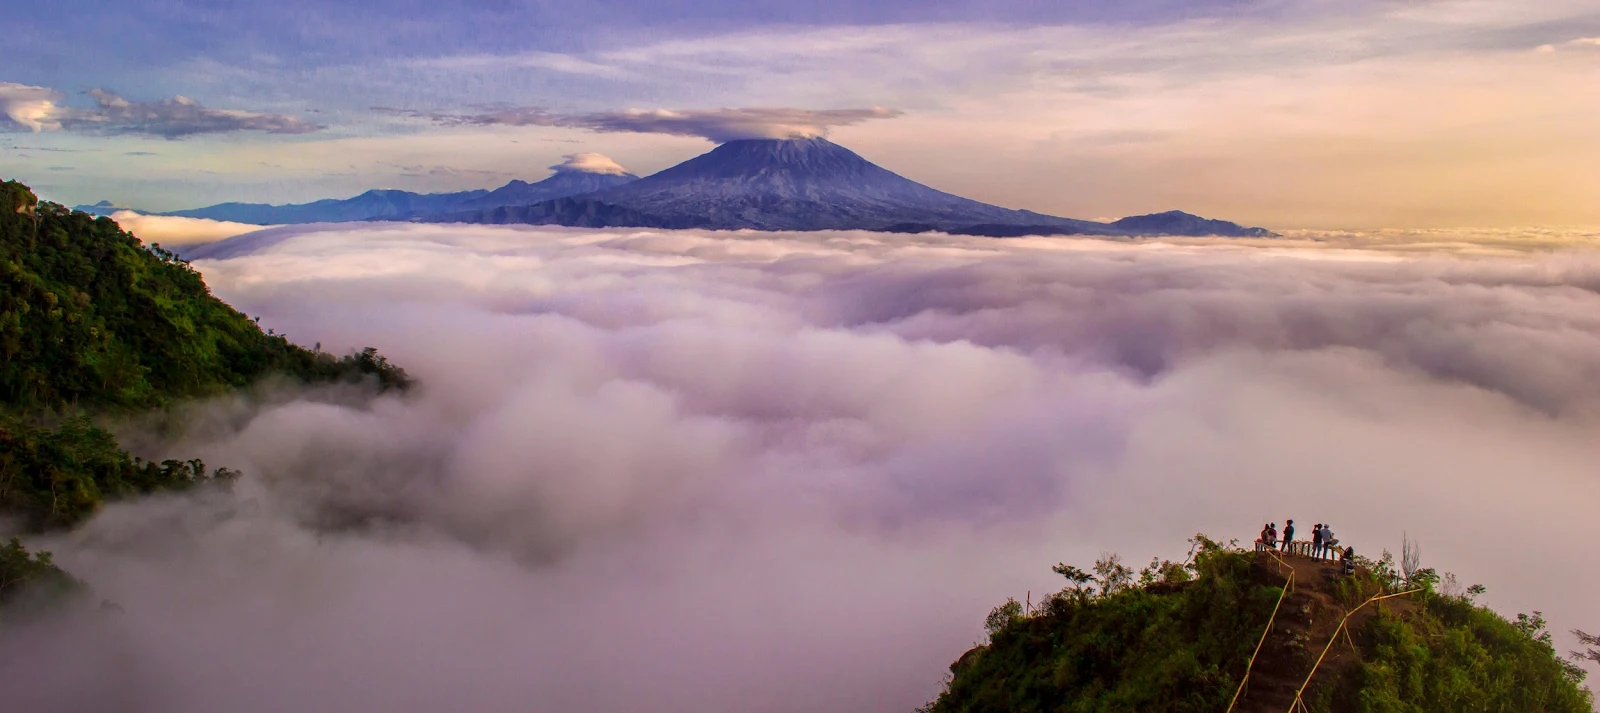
left=108, top=210, right=271, bottom=246
left=394, top=105, right=904, bottom=142
left=0, top=83, right=320, bottom=137
left=6, top=225, right=1600, bottom=711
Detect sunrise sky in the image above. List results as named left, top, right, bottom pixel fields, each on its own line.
left=3, top=0, right=1598, bottom=228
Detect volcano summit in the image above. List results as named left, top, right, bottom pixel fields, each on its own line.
left=153, top=137, right=1273, bottom=237
left=430, top=138, right=1133, bottom=233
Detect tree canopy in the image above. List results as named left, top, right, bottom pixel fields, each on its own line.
left=0, top=179, right=410, bottom=607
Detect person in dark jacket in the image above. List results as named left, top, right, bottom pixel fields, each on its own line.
left=1312, top=524, right=1325, bottom=559
left=1341, top=546, right=1356, bottom=575
left=1281, top=519, right=1295, bottom=553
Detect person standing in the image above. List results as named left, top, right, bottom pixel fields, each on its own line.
left=1312, top=524, right=1325, bottom=559
left=1281, top=519, right=1296, bottom=553
left=1321, top=524, right=1337, bottom=559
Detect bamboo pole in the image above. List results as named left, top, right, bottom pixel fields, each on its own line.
left=1225, top=550, right=1296, bottom=713
left=1285, top=588, right=1424, bottom=712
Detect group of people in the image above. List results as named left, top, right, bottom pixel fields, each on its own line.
left=1258, top=519, right=1354, bottom=567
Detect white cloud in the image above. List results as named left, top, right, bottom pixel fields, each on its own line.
left=0, top=82, right=320, bottom=137
left=550, top=151, right=632, bottom=175
left=410, top=50, right=632, bottom=78
left=71, top=89, right=322, bottom=138
left=108, top=210, right=270, bottom=246
left=8, top=224, right=1600, bottom=710
left=393, top=105, right=905, bottom=142
left=0, top=82, right=64, bottom=132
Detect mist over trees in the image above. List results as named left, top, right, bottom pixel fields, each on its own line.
left=4, top=179, right=1600, bottom=710
left=1, top=179, right=409, bottom=607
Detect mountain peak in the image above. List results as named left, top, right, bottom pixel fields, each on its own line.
left=436, top=136, right=1106, bottom=232
left=707, top=135, right=849, bottom=156
left=649, top=136, right=880, bottom=183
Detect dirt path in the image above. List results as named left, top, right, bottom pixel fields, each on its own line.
left=1230, top=552, right=1414, bottom=713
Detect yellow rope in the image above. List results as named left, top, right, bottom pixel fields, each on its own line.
left=1284, top=588, right=1424, bottom=713
left=1224, top=550, right=1296, bottom=713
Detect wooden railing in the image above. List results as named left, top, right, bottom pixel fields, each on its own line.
left=1253, top=539, right=1340, bottom=560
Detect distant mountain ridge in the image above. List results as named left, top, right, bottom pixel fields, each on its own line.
left=167, top=187, right=491, bottom=224
left=445, top=170, right=639, bottom=214
left=71, top=200, right=130, bottom=217
left=882, top=211, right=1275, bottom=239
left=425, top=138, right=1273, bottom=237
left=97, top=139, right=1275, bottom=237
left=428, top=137, right=1112, bottom=233
left=151, top=158, right=639, bottom=224
left=1111, top=210, right=1275, bottom=237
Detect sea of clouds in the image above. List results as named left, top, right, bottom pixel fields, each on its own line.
left=5, top=223, right=1600, bottom=712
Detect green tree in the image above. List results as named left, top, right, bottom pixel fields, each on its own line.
left=0, top=179, right=414, bottom=610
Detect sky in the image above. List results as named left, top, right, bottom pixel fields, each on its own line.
left=4, top=222, right=1599, bottom=711
left=3, top=0, right=1598, bottom=228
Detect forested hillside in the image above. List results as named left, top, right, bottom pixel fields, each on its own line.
left=922, top=538, right=1593, bottom=713
left=1, top=179, right=408, bottom=608
left=1, top=180, right=407, bottom=410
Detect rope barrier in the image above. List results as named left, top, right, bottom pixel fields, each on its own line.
left=1224, top=549, right=1296, bottom=713
left=1284, top=587, right=1424, bottom=713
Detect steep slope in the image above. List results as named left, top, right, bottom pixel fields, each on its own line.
left=1, top=178, right=409, bottom=563
left=1, top=180, right=406, bottom=411
left=431, top=137, right=1112, bottom=232
left=924, top=542, right=1591, bottom=713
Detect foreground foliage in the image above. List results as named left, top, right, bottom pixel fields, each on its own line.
left=923, top=538, right=1592, bottom=713
left=926, top=539, right=1277, bottom=713
left=0, top=414, right=237, bottom=531
left=1, top=180, right=409, bottom=410
left=0, top=537, right=80, bottom=608
left=1, top=179, right=410, bottom=606
left=1311, top=602, right=1590, bottom=712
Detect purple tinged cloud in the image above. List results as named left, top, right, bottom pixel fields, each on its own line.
left=390, top=105, right=904, bottom=142
left=0, top=82, right=320, bottom=138
left=550, top=152, right=632, bottom=175
left=4, top=225, right=1599, bottom=711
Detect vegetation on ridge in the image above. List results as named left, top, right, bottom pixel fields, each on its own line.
left=1, top=179, right=410, bottom=608
left=1, top=179, right=408, bottom=411
left=921, top=536, right=1593, bottom=713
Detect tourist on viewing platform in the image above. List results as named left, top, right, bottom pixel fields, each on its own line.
left=1322, top=525, right=1338, bottom=559
left=1312, top=524, right=1325, bottom=559
left=1281, top=519, right=1295, bottom=553
left=1341, top=545, right=1357, bottom=575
